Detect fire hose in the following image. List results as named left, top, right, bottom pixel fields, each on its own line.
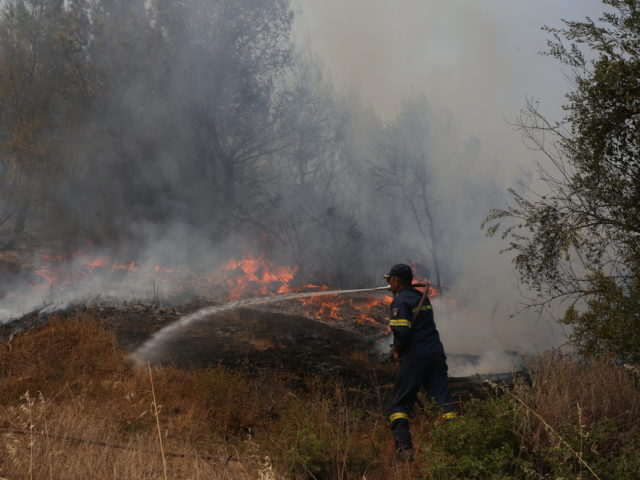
left=371, top=283, right=428, bottom=291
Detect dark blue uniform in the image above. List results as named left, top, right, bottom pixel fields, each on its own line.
left=389, top=287, right=455, bottom=452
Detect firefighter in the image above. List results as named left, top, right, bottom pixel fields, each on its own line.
left=384, top=263, right=456, bottom=461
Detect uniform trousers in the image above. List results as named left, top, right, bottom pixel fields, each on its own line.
left=389, top=351, right=453, bottom=451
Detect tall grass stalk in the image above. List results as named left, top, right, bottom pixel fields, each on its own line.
left=148, top=362, right=169, bottom=480
left=486, top=379, right=602, bottom=480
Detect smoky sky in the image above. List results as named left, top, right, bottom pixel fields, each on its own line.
left=295, top=0, right=606, bottom=186
left=292, top=0, right=610, bottom=354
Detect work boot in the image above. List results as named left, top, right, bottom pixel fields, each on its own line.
left=396, top=447, right=414, bottom=462
left=435, top=411, right=458, bottom=426
left=442, top=412, right=457, bottom=422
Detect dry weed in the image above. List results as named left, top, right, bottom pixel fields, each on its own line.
left=0, top=316, right=282, bottom=479
left=514, top=352, right=640, bottom=452
left=0, top=313, right=129, bottom=403
left=0, top=313, right=431, bottom=479
left=0, top=388, right=285, bottom=479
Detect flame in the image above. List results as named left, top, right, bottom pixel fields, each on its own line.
left=299, top=291, right=391, bottom=326
left=114, top=260, right=138, bottom=271
left=218, top=255, right=298, bottom=299
left=83, top=257, right=107, bottom=270
left=20, top=252, right=160, bottom=290
left=6, top=251, right=411, bottom=332
left=33, top=266, right=59, bottom=285
left=355, top=296, right=392, bottom=324
left=213, top=254, right=391, bottom=327
left=408, top=260, right=440, bottom=298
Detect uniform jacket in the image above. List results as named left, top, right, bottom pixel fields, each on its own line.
left=389, top=286, right=444, bottom=356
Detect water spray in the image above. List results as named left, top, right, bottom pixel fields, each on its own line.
left=131, top=283, right=428, bottom=364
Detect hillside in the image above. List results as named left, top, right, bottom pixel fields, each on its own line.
left=0, top=306, right=451, bottom=479
left=1, top=304, right=639, bottom=479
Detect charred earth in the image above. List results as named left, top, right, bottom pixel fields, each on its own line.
left=1, top=298, right=517, bottom=397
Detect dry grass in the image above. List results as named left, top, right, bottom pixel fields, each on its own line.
left=1, top=394, right=269, bottom=479
left=0, top=314, right=286, bottom=479
left=0, top=312, right=425, bottom=479
left=5, top=313, right=638, bottom=479
left=513, top=352, right=640, bottom=456
left=0, top=313, right=128, bottom=403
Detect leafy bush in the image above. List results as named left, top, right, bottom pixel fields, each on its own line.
left=286, top=427, right=332, bottom=477
left=563, top=271, right=640, bottom=363
left=423, top=397, right=522, bottom=480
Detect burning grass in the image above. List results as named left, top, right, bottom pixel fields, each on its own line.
left=0, top=249, right=394, bottom=340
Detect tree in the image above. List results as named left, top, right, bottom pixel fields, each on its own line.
left=231, top=57, right=368, bottom=286
left=373, top=97, right=444, bottom=290
left=154, top=0, right=295, bottom=215
left=0, top=0, right=85, bottom=246
left=484, top=0, right=640, bottom=362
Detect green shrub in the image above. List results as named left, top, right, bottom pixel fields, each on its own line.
left=527, top=421, right=640, bottom=480
left=269, top=379, right=379, bottom=479
left=286, top=427, right=332, bottom=478
left=423, top=397, right=522, bottom=480
left=605, top=443, right=640, bottom=480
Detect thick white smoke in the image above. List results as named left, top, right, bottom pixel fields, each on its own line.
left=291, top=0, right=607, bottom=357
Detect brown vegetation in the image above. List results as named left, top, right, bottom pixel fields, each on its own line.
left=0, top=313, right=424, bottom=479
left=3, top=313, right=638, bottom=479
left=514, top=353, right=640, bottom=452
left=508, top=352, right=640, bottom=479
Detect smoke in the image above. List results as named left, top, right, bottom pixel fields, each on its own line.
left=0, top=226, right=224, bottom=321
left=290, top=0, right=609, bottom=355
left=0, top=0, right=606, bottom=367
left=294, top=0, right=605, bottom=164
left=447, top=350, right=522, bottom=378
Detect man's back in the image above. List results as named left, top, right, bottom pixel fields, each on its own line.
left=390, top=287, right=444, bottom=357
